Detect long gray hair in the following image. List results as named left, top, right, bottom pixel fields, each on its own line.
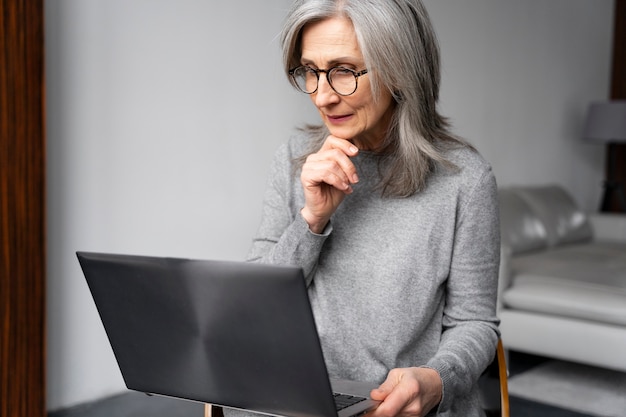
left=280, top=0, right=472, bottom=197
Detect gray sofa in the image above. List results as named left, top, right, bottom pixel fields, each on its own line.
left=497, top=184, right=626, bottom=372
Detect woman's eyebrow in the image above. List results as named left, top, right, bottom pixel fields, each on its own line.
left=300, top=56, right=363, bottom=67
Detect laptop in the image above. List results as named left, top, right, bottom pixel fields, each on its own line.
left=77, top=251, right=380, bottom=417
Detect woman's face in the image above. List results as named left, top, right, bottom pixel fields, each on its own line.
left=299, top=17, right=395, bottom=150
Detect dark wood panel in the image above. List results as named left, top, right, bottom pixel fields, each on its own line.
left=0, top=0, right=46, bottom=416
left=606, top=0, right=626, bottom=212
left=611, top=0, right=626, bottom=99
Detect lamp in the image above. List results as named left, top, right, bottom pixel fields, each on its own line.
left=583, top=100, right=626, bottom=212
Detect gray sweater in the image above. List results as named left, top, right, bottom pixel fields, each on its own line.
left=243, top=132, right=500, bottom=416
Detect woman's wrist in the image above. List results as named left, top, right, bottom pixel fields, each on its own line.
left=300, top=207, right=329, bottom=234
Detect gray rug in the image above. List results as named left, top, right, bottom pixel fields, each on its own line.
left=508, top=360, right=626, bottom=417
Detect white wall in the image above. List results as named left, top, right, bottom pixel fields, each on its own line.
left=45, top=0, right=315, bottom=411
left=45, top=0, right=615, bottom=411
left=425, top=0, right=614, bottom=210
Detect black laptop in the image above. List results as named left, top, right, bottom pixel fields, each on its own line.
left=77, top=251, right=379, bottom=417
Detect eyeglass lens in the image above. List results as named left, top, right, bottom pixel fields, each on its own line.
left=292, top=67, right=359, bottom=96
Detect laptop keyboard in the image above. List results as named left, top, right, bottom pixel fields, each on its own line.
left=333, top=393, right=367, bottom=411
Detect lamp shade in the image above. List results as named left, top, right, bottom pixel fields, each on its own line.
left=583, top=100, right=626, bottom=143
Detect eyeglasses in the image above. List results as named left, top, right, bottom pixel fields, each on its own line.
left=288, top=66, right=369, bottom=96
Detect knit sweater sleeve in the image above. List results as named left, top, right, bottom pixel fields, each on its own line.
left=246, top=139, right=327, bottom=285
left=425, top=164, right=501, bottom=413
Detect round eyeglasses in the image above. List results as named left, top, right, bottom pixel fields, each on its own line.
left=288, top=66, right=369, bottom=96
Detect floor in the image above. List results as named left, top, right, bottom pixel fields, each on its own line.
left=505, top=351, right=593, bottom=417
left=49, top=351, right=596, bottom=417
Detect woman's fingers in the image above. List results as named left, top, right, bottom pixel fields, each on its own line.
left=303, top=151, right=356, bottom=192
left=299, top=135, right=360, bottom=233
left=318, top=136, right=360, bottom=184
left=304, top=136, right=359, bottom=189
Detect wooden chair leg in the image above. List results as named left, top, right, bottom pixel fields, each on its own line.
left=479, top=337, right=511, bottom=417
left=205, top=404, right=224, bottom=417
left=497, top=338, right=510, bottom=417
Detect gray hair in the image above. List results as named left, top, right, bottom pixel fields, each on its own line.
left=281, top=0, right=472, bottom=197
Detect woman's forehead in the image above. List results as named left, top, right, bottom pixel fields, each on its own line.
left=300, top=17, right=363, bottom=65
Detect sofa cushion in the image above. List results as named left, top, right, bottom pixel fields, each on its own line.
left=499, top=188, right=548, bottom=255
left=514, top=185, right=593, bottom=247
left=502, top=241, right=626, bottom=326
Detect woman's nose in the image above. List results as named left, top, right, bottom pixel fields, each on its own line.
left=313, top=76, right=340, bottom=107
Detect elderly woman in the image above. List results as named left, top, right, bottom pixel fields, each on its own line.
left=245, top=0, right=501, bottom=416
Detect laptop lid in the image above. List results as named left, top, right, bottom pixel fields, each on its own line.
left=77, top=251, right=377, bottom=417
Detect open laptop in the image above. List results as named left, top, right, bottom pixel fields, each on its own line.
left=77, top=251, right=379, bottom=417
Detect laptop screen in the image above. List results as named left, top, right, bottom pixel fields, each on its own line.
left=77, top=252, right=338, bottom=417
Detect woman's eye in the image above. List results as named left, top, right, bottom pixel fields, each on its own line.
left=332, top=67, right=354, bottom=76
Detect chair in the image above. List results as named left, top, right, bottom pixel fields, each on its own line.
left=204, top=339, right=510, bottom=417
left=480, top=338, right=510, bottom=417
left=205, top=403, right=223, bottom=417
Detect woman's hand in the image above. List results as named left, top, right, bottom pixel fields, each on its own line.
left=367, top=367, right=443, bottom=417
left=300, top=135, right=359, bottom=233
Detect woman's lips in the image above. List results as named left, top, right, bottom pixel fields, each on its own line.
left=326, top=114, right=353, bottom=124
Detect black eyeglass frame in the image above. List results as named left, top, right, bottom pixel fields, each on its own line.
left=288, top=66, right=369, bottom=96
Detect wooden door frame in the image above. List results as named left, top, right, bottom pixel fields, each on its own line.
left=0, top=1, right=46, bottom=416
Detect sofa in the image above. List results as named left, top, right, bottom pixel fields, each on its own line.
left=497, top=184, right=626, bottom=373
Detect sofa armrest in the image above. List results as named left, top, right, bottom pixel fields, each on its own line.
left=497, top=245, right=513, bottom=311
left=589, top=213, right=626, bottom=242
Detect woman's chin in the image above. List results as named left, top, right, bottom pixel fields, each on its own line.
left=325, top=126, right=356, bottom=141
